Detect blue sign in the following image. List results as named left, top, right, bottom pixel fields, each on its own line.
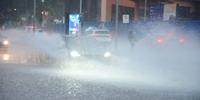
left=69, top=14, right=80, bottom=35
left=149, top=4, right=163, bottom=20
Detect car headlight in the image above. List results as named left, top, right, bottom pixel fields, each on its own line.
left=3, top=40, right=9, bottom=45
left=70, top=50, right=81, bottom=58
left=104, top=51, right=111, bottom=58
left=3, top=54, right=10, bottom=61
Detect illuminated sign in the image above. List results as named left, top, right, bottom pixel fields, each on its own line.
left=69, top=14, right=80, bottom=35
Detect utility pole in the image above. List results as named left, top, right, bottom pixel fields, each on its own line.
left=144, top=0, right=147, bottom=21
left=33, top=0, right=36, bottom=31
left=79, top=0, right=82, bottom=35
left=80, top=0, right=82, bottom=14
left=115, top=0, right=119, bottom=49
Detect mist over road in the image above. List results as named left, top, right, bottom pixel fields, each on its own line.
left=0, top=28, right=200, bottom=100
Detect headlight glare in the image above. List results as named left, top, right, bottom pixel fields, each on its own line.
left=70, top=50, right=81, bottom=58
left=3, top=40, right=9, bottom=45
left=104, top=52, right=111, bottom=58
left=3, top=54, right=10, bottom=61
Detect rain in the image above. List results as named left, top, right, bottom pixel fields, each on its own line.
left=0, top=0, right=200, bottom=100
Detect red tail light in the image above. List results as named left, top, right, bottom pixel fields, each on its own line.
left=156, top=36, right=164, bottom=44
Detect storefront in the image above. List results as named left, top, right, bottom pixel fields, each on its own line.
left=100, top=0, right=135, bottom=22
left=65, top=0, right=136, bottom=22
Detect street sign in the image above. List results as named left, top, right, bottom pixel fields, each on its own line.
left=123, top=14, right=129, bottom=24
left=163, top=4, right=177, bottom=21
left=149, top=4, right=163, bottom=20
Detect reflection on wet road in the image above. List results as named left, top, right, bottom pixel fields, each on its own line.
left=0, top=29, right=200, bottom=100
left=0, top=63, right=199, bottom=100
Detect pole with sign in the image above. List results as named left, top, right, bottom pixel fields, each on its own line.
left=115, top=0, right=119, bottom=49
left=123, top=14, right=130, bottom=24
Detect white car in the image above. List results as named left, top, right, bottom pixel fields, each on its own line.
left=67, top=27, right=113, bottom=60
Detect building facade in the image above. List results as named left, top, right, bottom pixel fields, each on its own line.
left=65, top=0, right=199, bottom=22
left=65, top=0, right=136, bottom=22
left=100, top=0, right=135, bottom=22
left=148, top=0, right=196, bottom=20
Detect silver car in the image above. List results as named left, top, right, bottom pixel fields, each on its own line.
left=68, top=27, right=113, bottom=60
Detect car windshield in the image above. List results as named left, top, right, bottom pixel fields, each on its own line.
left=0, top=0, right=200, bottom=100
